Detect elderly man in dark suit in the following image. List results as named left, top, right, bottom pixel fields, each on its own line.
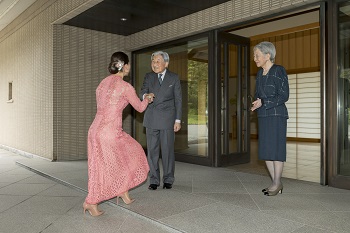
left=140, top=51, right=182, bottom=190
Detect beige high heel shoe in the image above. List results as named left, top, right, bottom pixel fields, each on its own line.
left=264, top=184, right=283, bottom=196
left=117, top=191, right=135, bottom=205
left=83, top=202, right=104, bottom=216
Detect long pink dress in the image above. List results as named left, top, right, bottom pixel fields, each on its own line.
left=85, top=75, right=150, bottom=205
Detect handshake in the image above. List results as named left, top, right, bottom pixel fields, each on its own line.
left=144, top=93, right=155, bottom=103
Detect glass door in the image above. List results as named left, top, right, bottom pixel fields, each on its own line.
left=338, top=1, right=350, bottom=178
left=133, top=35, right=212, bottom=166
left=216, top=31, right=251, bottom=166
left=328, top=0, right=350, bottom=190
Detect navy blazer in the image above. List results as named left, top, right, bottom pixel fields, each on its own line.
left=140, top=69, right=182, bottom=130
left=254, top=64, right=289, bottom=118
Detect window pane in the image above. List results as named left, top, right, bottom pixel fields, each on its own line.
left=338, top=1, right=350, bottom=176
left=135, top=37, right=209, bottom=157
left=9, top=82, right=12, bottom=100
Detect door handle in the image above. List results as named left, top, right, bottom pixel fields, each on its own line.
left=247, top=94, right=254, bottom=108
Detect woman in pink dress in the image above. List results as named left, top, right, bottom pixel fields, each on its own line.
left=83, top=52, right=153, bottom=216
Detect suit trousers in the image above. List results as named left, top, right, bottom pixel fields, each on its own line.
left=146, top=128, right=175, bottom=185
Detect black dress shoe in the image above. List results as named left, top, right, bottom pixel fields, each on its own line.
left=163, top=183, right=172, bottom=189
left=148, top=184, right=158, bottom=190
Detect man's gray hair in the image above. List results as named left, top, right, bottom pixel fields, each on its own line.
left=151, top=51, right=170, bottom=62
left=253, top=41, right=276, bottom=62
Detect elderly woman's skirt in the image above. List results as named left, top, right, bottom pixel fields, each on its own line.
left=258, top=116, right=287, bottom=162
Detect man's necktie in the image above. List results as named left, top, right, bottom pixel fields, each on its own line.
left=158, top=73, right=163, bottom=85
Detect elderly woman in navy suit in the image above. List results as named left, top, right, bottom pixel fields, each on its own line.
left=251, top=41, right=289, bottom=196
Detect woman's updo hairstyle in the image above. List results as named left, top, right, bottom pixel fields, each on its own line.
left=108, top=51, right=129, bottom=74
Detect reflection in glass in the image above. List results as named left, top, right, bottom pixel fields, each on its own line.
left=221, top=43, right=249, bottom=156
left=134, top=38, right=209, bottom=157
left=338, top=2, right=350, bottom=176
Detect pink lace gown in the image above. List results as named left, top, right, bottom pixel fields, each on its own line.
left=85, top=75, right=150, bottom=205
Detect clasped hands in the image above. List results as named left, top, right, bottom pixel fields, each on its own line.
left=144, top=93, right=155, bottom=103
left=251, top=98, right=262, bottom=111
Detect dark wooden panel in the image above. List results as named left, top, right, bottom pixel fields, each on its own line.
left=249, top=27, right=320, bottom=75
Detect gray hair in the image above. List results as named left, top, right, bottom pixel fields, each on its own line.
left=151, top=51, right=170, bottom=62
left=253, top=41, right=276, bottom=62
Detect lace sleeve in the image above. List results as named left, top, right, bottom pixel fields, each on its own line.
left=125, top=84, right=148, bottom=113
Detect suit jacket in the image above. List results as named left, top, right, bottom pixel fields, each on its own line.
left=254, top=64, right=289, bottom=119
left=140, top=69, right=182, bottom=130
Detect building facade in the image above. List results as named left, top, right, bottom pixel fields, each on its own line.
left=1, top=0, right=350, bottom=190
